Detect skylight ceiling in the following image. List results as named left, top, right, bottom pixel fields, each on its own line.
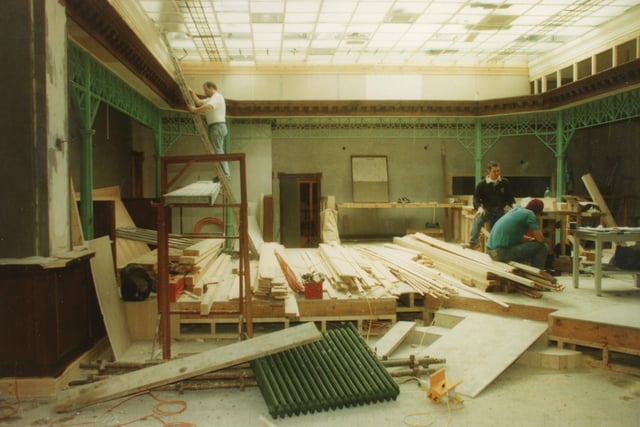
left=137, top=0, right=638, bottom=69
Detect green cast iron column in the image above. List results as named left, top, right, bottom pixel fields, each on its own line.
left=555, top=111, right=565, bottom=199
left=153, top=126, right=163, bottom=198
left=474, top=118, right=483, bottom=183
left=69, top=52, right=100, bottom=240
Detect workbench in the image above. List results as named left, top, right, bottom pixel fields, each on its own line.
left=541, top=209, right=605, bottom=256
left=337, top=202, right=465, bottom=241
left=571, top=227, right=640, bottom=296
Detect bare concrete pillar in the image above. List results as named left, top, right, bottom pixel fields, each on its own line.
left=0, top=1, right=69, bottom=257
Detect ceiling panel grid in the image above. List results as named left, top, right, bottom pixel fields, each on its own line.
left=138, top=0, right=639, bottom=70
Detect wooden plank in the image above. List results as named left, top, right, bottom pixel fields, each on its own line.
left=70, top=180, right=84, bottom=247
left=87, top=236, right=132, bottom=361
left=284, top=292, right=300, bottom=317
left=581, top=173, right=617, bottom=227
left=55, top=322, right=322, bottom=413
left=372, top=320, right=416, bottom=359
left=182, top=238, right=224, bottom=257
left=200, top=281, right=219, bottom=315
left=163, top=181, right=221, bottom=205
left=248, top=213, right=265, bottom=255
left=422, top=311, right=547, bottom=397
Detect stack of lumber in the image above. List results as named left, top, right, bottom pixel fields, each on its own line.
left=317, top=243, right=379, bottom=293
left=394, top=232, right=564, bottom=298
left=178, top=239, right=225, bottom=285
left=125, top=238, right=225, bottom=306
left=314, top=242, right=463, bottom=302
left=252, top=243, right=301, bottom=317
left=253, top=242, right=290, bottom=299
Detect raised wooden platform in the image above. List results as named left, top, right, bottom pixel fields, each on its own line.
left=548, top=315, right=640, bottom=367
left=170, top=296, right=398, bottom=339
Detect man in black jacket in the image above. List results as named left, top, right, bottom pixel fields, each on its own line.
left=465, top=161, right=515, bottom=249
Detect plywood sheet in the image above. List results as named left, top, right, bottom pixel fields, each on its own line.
left=87, top=236, right=131, bottom=361
left=372, top=320, right=416, bottom=358
left=420, top=311, right=547, bottom=397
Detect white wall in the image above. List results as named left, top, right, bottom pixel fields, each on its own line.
left=185, top=70, right=530, bottom=102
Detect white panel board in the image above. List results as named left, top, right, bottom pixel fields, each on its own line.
left=421, top=311, right=547, bottom=397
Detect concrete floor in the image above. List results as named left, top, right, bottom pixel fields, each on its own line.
left=2, top=272, right=640, bottom=427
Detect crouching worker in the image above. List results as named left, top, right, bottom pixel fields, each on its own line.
left=487, top=198, right=548, bottom=269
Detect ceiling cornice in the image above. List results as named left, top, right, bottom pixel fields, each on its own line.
left=65, top=0, right=184, bottom=108
left=227, top=59, right=640, bottom=118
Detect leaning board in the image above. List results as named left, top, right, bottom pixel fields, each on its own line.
left=88, top=236, right=131, bottom=361
left=421, top=311, right=547, bottom=398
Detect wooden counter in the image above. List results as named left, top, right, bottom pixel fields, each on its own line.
left=0, top=252, right=105, bottom=377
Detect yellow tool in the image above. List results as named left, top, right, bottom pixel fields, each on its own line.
left=424, top=368, right=462, bottom=405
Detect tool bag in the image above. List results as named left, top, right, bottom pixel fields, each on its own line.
left=119, top=263, right=155, bottom=301
left=610, top=244, right=640, bottom=270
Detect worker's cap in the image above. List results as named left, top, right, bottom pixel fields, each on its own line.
left=525, top=198, right=544, bottom=214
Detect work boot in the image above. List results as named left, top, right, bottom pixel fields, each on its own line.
left=462, top=241, right=479, bottom=250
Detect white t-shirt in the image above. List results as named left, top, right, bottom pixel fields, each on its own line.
left=204, top=92, right=226, bottom=124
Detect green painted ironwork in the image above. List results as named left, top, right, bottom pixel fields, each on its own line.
left=68, top=43, right=161, bottom=129
left=68, top=42, right=164, bottom=234
left=68, top=37, right=640, bottom=219
left=68, top=45, right=101, bottom=240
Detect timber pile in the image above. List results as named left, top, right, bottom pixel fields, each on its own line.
left=125, top=238, right=226, bottom=308
left=318, top=243, right=383, bottom=294
left=254, top=242, right=290, bottom=299
left=170, top=234, right=563, bottom=312
left=394, top=232, right=564, bottom=298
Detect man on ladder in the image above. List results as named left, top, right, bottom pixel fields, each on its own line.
left=187, top=81, right=231, bottom=180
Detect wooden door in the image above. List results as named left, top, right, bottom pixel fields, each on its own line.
left=279, top=173, right=321, bottom=248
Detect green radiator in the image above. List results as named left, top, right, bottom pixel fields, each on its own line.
left=252, top=323, right=400, bottom=419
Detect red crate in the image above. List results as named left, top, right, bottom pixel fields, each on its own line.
left=168, top=275, right=185, bottom=302
left=304, top=280, right=324, bottom=299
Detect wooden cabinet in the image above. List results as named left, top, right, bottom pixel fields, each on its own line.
left=0, top=254, right=105, bottom=377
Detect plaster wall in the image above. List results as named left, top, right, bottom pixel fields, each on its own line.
left=271, top=133, right=558, bottom=238
left=185, top=72, right=529, bottom=102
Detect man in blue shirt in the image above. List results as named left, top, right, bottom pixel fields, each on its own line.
left=487, top=198, right=548, bottom=269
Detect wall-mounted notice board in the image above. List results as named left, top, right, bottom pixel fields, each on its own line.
left=351, top=155, right=389, bottom=203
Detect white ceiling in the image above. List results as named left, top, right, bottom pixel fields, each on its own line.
left=136, top=0, right=639, bottom=69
